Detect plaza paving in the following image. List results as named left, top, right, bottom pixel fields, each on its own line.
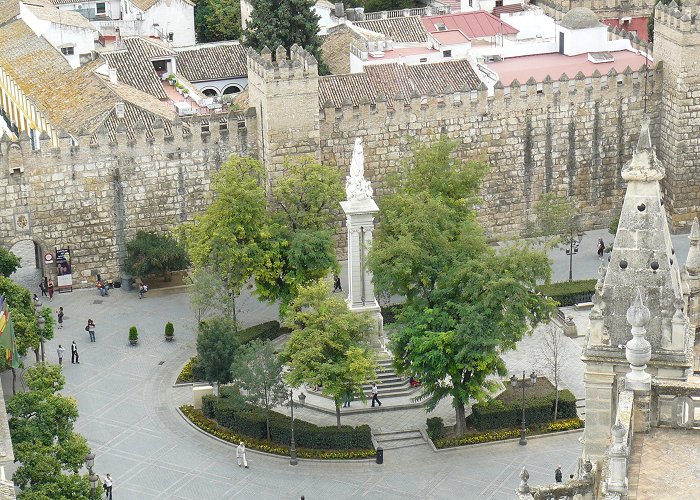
left=1, top=227, right=694, bottom=498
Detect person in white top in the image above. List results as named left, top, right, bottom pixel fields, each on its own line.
left=104, top=473, right=113, bottom=499
left=371, top=383, right=382, bottom=407
left=236, top=442, right=248, bottom=468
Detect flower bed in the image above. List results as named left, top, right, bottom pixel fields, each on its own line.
left=433, top=418, right=584, bottom=449
left=176, top=357, right=197, bottom=384
left=180, top=405, right=376, bottom=460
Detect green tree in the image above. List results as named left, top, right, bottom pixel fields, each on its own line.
left=282, top=280, right=376, bottom=427
left=187, top=267, right=232, bottom=324
left=529, top=192, right=577, bottom=249
left=184, top=155, right=272, bottom=324
left=8, top=364, right=91, bottom=498
left=369, top=138, right=554, bottom=435
left=0, top=247, right=21, bottom=277
left=126, top=231, right=189, bottom=281
left=195, top=0, right=241, bottom=43
left=256, top=156, right=342, bottom=313
left=230, top=339, right=287, bottom=440
left=196, top=317, right=240, bottom=392
left=243, top=0, right=329, bottom=74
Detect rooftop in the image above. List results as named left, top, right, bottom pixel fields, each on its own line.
left=368, top=46, right=438, bottom=60
left=319, top=58, right=481, bottom=107
left=486, top=50, right=650, bottom=85
left=175, top=41, right=247, bottom=81
left=421, top=11, right=518, bottom=39
left=604, top=17, right=649, bottom=41
left=23, top=1, right=95, bottom=29
left=431, top=29, right=471, bottom=44
left=353, top=16, right=428, bottom=43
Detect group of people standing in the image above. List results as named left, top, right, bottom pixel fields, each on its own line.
left=38, top=276, right=54, bottom=301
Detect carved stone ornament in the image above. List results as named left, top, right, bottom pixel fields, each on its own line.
left=345, top=137, right=373, bottom=202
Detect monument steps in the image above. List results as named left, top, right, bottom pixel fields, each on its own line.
left=374, top=429, right=427, bottom=450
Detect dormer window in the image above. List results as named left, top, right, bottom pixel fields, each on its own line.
left=435, top=22, right=447, bottom=31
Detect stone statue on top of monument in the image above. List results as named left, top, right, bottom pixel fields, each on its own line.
left=345, top=137, right=373, bottom=202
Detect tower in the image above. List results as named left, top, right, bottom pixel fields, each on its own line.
left=652, top=4, right=700, bottom=229
left=581, top=120, right=692, bottom=460
left=246, top=45, right=320, bottom=190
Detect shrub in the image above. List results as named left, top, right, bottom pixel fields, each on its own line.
left=129, top=326, right=138, bottom=343
left=180, top=405, right=375, bottom=459
left=203, top=393, right=373, bottom=450
left=426, top=417, right=444, bottom=441
left=177, top=356, right=197, bottom=383
left=536, top=280, right=596, bottom=307
left=236, top=321, right=290, bottom=345
left=434, top=418, right=584, bottom=449
left=470, top=389, right=577, bottom=430
left=165, top=322, right=174, bottom=337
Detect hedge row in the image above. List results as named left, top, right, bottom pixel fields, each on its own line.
left=181, top=405, right=375, bottom=459
left=470, top=390, right=577, bottom=430
left=434, top=418, right=584, bottom=449
left=236, top=320, right=291, bottom=345
left=536, top=279, right=597, bottom=307
left=202, top=394, right=373, bottom=451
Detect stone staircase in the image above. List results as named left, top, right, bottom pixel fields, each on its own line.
left=358, top=356, right=418, bottom=398
left=374, top=429, right=426, bottom=450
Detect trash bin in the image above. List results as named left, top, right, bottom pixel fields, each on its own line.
left=376, top=447, right=383, bottom=464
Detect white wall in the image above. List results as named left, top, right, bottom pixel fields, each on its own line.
left=20, top=4, right=96, bottom=68
left=556, top=25, right=609, bottom=56
left=57, top=1, right=121, bottom=21
left=192, top=76, right=248, bottom=96
left=140, top=0, right=195, bottom=46
left=240, top=0, right=253, bottom=30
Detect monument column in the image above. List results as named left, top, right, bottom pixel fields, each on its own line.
left=340, top=138, right=383, bottom=336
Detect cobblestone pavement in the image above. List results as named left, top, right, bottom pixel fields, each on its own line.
left=1, top=228, right=692, bottom=498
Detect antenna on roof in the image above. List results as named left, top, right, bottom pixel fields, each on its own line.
left=643, top=50, right=648, bottom=114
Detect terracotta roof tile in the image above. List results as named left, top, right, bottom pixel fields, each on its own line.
left=354, top=16, right=427, bottom=43
left=175, top=41, right=247, bottom=81
left=421, top=11, right=518, bottom=38
left=102, top=37, right=174, bottom=99
left=0, top=19, right=117, bottom=133
left=319, top=59, right=481, bottom=107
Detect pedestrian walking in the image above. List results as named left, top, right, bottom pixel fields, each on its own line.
left=342, top=389, right=353, bottom=408
left=86, top=319, right=95, bottom=342
left=597, top=238, right=605, bottom=258
left=236, top=441, right=248, bottom=468
left=47, top=279, right=54, bottom=301
left=333, top=274, right=342, bottom=293
left=57, top=307, right=64, bottom=329
left=39, top=279, right=47, bottom=297
left=138, top=283, right=148, bottom=299
left=555, top=465, right=563, bottom=483
left=104, top=473, right=113, bottom=500
left=57, top=345, right=65, bottom=365
left=71, top=341, right=79, bottom=364
left=371, top=383, right=382, bottom=407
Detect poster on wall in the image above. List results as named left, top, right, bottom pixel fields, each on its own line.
left=55, top=247, right=73, bottom=292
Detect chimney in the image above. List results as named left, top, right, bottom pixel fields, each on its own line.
left=108, top=68, right=118, bottom=84
left=335, top=2, right=345, bottom=17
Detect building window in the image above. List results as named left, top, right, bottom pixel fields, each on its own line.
left=202, top=88, right=219, bottom=97
left=469, top=0, right=472, bottom=6
left=223, top=85, right=242, bottom=95
left=435, top=22, right=447, bottom=31
left=168, top=32, right=174, bottom=42
left=442, top=50, right=452, bottom=58
left=96, top=2, right=106, bottom=14
left=419, top=57, right=428, bottom=63
left=495, top=0, right=503, bottom=6
left=61, top=46, right=75, bottom=55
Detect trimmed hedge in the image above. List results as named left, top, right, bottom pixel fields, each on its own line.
left=181, top=405, right=375, bottom=459
left=426, top=417, right=444, bottom=441
left=202, top=394, right=373, bottom=451
left=434, top=418, right=584, bottom=449
left=236, top=320, right=291, bottom=345
left=536, top=279, right=596, bottom=307
left=470, top=390, right=577, bottom=430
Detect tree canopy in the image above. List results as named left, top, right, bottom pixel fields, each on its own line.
left=230, top=339, right=287, bottom=440
left=528, top=192, right=578, bottom=249
left=125, top=231, right=189, bottom=281
left=195, top=0, right=241, bottom=43
left=8, top=364, right=91, bottom=498
left=0, top=248, right=21, bottom=277
left=196, top=316, right=240, bottom=390
left=282, top=280, right=376, bottom=427
left=243, top=0, right=329, bottom=74
left=369, top=137, right=555, bottom=434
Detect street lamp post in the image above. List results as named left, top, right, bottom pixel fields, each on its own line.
left=289, top=389, right=297, bottom=466
left=84, top=452, right=96, bottom=499
left=565, top=223, right=584, bottom=282
left=510, top=371, right=537, bottom=446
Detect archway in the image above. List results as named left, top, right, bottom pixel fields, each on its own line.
left=201, top=88, right=219, bottom=97
left=7, top=239, right=43, bottom=294
left=223, top=84, right=242, bottom=95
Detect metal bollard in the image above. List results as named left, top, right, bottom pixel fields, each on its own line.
left=376, top=447, right=383, bottom=464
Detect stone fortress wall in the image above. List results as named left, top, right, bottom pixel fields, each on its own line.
left=1, top=5, right=699, bottom=283
left=0, top=116, right=253, bottom=284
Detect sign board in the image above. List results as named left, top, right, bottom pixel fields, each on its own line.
left=55, top=248, right=73, bottom=292
left=43, top=252, right=54, bottom=265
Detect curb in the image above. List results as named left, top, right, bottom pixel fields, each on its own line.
left=428, top=428, right=584, bottom=453
left=175, top=407, right=376, bottom=464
